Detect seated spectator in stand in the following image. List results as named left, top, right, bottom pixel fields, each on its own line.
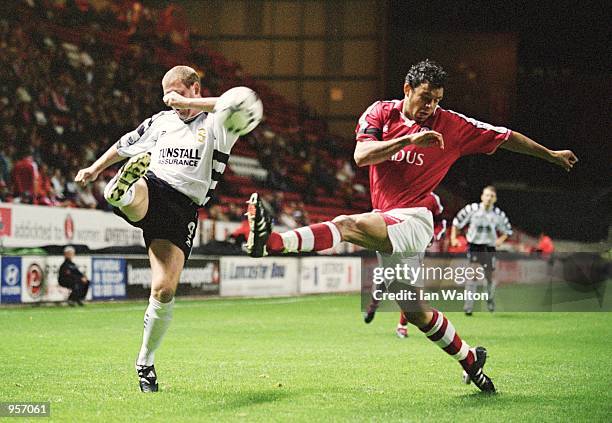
left=0, top=144, right=12, bottom=186
left=0, top=180, right=8, bottom=202
left=50, top=168, right=65, bottom=201
left=10, top=145, right=39, bottom=204
left=37, top=163, right=54, bottom=205
left=278, top=203, right=298, bottom=229
left=58, top=246, right=89, bottom=306
left=77, top=184, right=97, bottom=208
left=63, top=171, right=79, bottom=204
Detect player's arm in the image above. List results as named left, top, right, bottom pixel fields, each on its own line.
left=450, top=204, right=473, bottom=247
left=76, top=113, right=161, bottom=186
left=500, top=131, right=578, bottom=171
left=354, top=131, right=444, bottom=167
left=163, top=92, right=218, bottom=112
left=495, top=233, right=508, bottom=247
left=450, top=225, right=461, bottom=247
left=495, top=210, right=512, bottom=247
left=75, top=144, right=123, bottom=186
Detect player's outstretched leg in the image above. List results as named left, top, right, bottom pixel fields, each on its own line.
left=246, top=192, right=343, bottom=257
left=247, top=192, right=391, bottom=257
left=415, top=308, right=495, bottom=393
left=104, top=152, right=151, bottom=208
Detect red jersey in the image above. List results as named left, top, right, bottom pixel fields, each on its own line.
left=355, top=100, right=511, bottom=212
left=11, top=156, right=39, bottom=198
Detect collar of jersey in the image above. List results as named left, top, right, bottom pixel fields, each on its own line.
left=180, top=111, right=206, bottom=124
left=391, top=100, right=439, bottom=126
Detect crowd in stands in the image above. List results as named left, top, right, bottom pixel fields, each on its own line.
left=0, top=0, right=368, bottom=226
left=0, top=0, right=543, bottom=252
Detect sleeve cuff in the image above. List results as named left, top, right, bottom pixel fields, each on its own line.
left=486, top=129, right=512, bottom=155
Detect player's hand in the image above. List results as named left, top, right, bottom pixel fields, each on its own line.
left=75, top=166, right=100, bottom=187
left=407, top=130, right=444, bottom=149
left=550, top=150, right=578, bottom=172
left=163, top=92, right=192, bottom=109
left=450, top=238, right=459, bottom=248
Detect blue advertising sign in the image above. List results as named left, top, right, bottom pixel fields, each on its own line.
left=91, top=257, right=126, bottom=300
left=1, top=256, right=22, bottom=303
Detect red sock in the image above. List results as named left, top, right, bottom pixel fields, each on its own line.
left=419, top=309, right=475, bottom=371
left=399, top=312, right=408, bottom=326
left=267, top=232, right=284, bottom=252
left=266, top=222, right=342, bottom=253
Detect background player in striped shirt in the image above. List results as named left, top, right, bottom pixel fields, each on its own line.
left=246, top=60, right=578, bottom=393
left=451, top=186, right=512, bottom=314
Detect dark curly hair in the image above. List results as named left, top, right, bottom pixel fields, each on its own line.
left=405, top=59, right=447, bottom=89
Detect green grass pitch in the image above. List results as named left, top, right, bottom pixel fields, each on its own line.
left=1, top=294, right=611, bottom=422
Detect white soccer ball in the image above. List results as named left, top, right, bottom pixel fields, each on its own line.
left=214, top=86, right=263, bottom=136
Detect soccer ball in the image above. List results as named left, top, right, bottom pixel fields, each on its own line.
left=214, top=86, right=263, bottom=136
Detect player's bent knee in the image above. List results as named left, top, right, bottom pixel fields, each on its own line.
left=151, top=286, right=176, bottom=303
left=332, top=215, right=358, bottom=238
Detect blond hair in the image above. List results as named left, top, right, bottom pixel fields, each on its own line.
left=162, top=65, right=200, bottom=88
left=483, top=185, right=496, bottom=194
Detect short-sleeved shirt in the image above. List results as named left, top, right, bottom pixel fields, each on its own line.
left=115, top=110, right=239, bottom=206
left=355, top=100, right=511, bottom=213
left=453, top=202, right=513, bottom=247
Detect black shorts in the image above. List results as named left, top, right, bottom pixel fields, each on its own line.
left=113, top=171, right=199, bottom=261
left=467, top=243, right=496, bottom=271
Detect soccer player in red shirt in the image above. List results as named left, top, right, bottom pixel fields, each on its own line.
left=246, top=60, right=578, bottom=393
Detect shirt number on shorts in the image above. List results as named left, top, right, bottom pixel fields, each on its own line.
left=186, top=222, right=196, bottom=247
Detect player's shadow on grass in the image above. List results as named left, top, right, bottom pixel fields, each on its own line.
left=208, top=389, right=291, bottom=412
left=450, top=390, right=512, bottom=407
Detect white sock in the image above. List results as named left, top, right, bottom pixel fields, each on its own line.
left=136, top=296, right=174, bottom=366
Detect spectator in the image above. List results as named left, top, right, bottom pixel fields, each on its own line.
left=58, top=245, right=89, bottom=306
left=77, top=184, right=97, bottom=209
left=50, top=167, right=65, bottom=201
left=0, top=144, right=12, bottom=185
left=10, top=145, right=39, bottom=204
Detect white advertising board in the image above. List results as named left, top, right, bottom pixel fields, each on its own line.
left=0, top=203, right=144, bottom=249
left=220, top=256, right=299, bottom=297
left=299, top=257, right=361, bottom=294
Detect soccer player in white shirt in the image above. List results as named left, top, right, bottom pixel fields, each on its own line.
left=450, top=186, right=512, bottom=314
left=76, top=65, right=245, bottom=392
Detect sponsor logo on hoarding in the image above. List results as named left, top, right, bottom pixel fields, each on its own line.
left=227, top=263, right=286, bottom=280
left=92, top=258, right=126, bottom=299
left=26, top=263, right=45, bottom=299
left=1, top=257, right=22, bottom=302
left=64, top=214, right=74, bottom=240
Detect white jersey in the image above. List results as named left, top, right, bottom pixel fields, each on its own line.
left=115, top=110, right=239, bottom=206
left=452, top=203, right=512, bottom=246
